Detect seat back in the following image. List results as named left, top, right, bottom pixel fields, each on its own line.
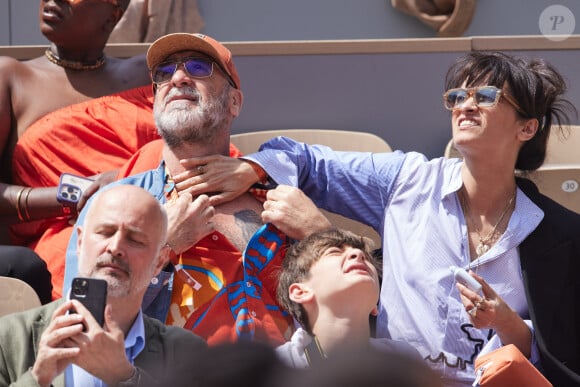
left=230, top=129, right=393, bottom=247
left=527, top=165, right=580, bottom=213
left=231, top=129, right=392, bottom=154
left=0, top=277, right=41, bottom=317
left=443, top=138, right=462, bottom=159
left=529, top=126, right=580, bottom=213
left=443, top=126, right=580, bottom=213
left=445, top=126, right=580, bottom=162
left=544, top=126, right=580, bottom=164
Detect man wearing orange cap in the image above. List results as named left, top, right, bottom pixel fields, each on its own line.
left=64, top=33, right=297, bottom=346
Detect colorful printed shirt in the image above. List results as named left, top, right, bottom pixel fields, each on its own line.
left=64, top=159, right=294, bottom=346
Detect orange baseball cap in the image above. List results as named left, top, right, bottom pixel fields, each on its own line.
left=146, top=33, right=240, bottom=89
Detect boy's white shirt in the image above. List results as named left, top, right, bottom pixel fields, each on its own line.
left=275, top=327, right=420, bottom=368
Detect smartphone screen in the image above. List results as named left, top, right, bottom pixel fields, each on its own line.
left=69, top=277, right=107, bottom=327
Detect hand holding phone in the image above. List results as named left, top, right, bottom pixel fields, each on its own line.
left=450, top=266, right=483, bottom=294
left=69, top=277, right=107, bottom=327
left=57, top=173, right=95, bottom=211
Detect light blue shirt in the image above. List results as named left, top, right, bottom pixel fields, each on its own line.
left=245, top=137, right=543, bottom=386
left=65, top=310, right=146, bottom=387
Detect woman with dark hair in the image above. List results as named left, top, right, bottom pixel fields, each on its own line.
left=179, top=51, right=580, bottom=386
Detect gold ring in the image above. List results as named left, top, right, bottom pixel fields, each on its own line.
left=197, top=165, right=204, bottom=173
left=474, top=299, right=484, bottom=310
left=467, top=307, right=477, bottom=318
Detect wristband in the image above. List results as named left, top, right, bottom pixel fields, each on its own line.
left=117, top=367, right=141, bottom=387
left=60, top=201, right=75, bottom=217
left=22, top=188, right=32, bottom=222
left=15, top=188, right=26, bottom=221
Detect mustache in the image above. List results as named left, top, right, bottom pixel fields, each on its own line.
left=95, top=255, right=131, bottom=274
left=163, top=86, right=201, bottom=104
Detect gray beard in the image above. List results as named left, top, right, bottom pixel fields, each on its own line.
left=154, top=85, right=231, bottom=148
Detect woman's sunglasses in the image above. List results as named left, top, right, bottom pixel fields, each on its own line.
left=442, top=86, right=524, bottom=114
left=151, top=57, right=235, bottom=87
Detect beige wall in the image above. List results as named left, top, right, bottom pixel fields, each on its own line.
left=2, top=0, right=579, bottom=159
left=2, top=0, right=579, bottom=44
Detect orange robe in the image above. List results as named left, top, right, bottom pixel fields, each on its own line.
left=10, top=86, right=159, bottom=298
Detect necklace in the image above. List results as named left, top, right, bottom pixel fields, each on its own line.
left=44, top=48, right=106, bottom=71
left=460, top=190, right=516, bottom=257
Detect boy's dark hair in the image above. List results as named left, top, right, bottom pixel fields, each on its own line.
left=277, top=228, right=379, bottom=335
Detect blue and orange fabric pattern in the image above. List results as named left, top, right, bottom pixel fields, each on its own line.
left=163, top=170, right=294, bottom=345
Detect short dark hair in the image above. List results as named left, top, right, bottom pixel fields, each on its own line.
left=277, top=229, right=379, bottom=334
left=444, top=51, right=576, bottom=171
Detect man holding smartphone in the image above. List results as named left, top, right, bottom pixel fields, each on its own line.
left=0, top=185, right=206, bottom=386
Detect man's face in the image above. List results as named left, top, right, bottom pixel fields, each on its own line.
left=152, top=51, right=234, bottom=147
left=77, top=189, right=165, bottom=299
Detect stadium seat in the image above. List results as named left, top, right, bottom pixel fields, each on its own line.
left=0, top=277, right=41, bottom=317
left=231, top=129, right=393, bottom=247
left=443, top=126, right=580, bottom=213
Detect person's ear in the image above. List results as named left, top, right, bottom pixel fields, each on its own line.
left=152, top=245, right=171, bottom=277
left=518, top=118, right=539, bottom=141
left=289, top=283, right=313, bottom=304
left=229, top=89, right=243, bottom=117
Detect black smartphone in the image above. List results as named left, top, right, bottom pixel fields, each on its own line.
left=57, top=173, right=95, bottom=207
left=70, top=277, right=107, bottom=327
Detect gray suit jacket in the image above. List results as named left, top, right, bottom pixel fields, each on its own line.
left=0, top=299, right=207, bottom=386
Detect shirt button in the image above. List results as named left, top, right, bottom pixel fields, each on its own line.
left=212, top=235, right=218, bottom=241
left=246, top=281, right=252, bottom=287
left=251, top=311, right=257, bottom=317
left=150, top=277, right=159, bottom=285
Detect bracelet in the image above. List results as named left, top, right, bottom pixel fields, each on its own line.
left=15, top=188, right=26, bottom=222
left=22, top=188, right=32, bottom=222
left=117, top=367, right=141, bottom=387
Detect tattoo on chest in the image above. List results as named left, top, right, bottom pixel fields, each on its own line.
left=234, top=210, right=263, bottom=243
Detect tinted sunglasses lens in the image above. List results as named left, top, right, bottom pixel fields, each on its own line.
left=183, top=59, right=213, bottom=78
left=445, top=89, right=467, bottom=109
left=475, top=87, right=499, bottom=106
left=153, top=63, right=176, bottom=84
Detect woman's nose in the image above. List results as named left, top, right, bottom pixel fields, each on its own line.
left=457, top=95, right=478, bottom=111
